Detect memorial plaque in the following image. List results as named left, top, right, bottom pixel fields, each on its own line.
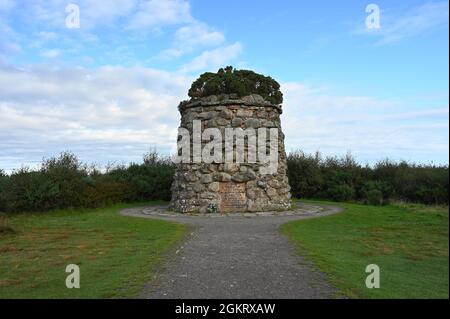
left=219, top=182, right=247, bottom=212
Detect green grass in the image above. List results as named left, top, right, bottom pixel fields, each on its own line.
left=0, top=202, right=186, bottom=298
left=281, top=200, right=449, bottom=299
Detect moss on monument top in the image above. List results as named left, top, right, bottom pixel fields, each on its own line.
left=188, top=66, right=283, bottom=105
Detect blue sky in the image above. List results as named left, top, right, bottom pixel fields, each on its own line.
left=0, top=0, right=448, bottom=171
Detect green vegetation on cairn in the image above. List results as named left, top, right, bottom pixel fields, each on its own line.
left=188, top=66, right=283, bottom=105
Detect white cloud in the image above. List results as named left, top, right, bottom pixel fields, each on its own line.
left=175, top=23, right=224, bottom=47
left=128, top=0, right=193, bottom=29
left=4, top=0, right=191, bottom=31
left=37, top=31, right=58, bottom=42
left=82, top=0, right=137, bottom=28
left=0, top=0, right=14, bottom=12
left=0, top=7, right=20, bottom=60
left=0, top=1, right=238, bottom=68
left=0, top=41, right=21, bottom=54
left=357, top=1, right=449, bottom=45
left=0, top=65, right=448, bottom=170
left=0, top=64, right=193, bottom=170
left=21, top=0, right=137, bottom=30
left=281, top=82, right=449, bottom=164
left=160, top=22, right=225, bottom=59
left=40, top=49, right=61, bottom=58
left=180, top=42, right=243, bottom=73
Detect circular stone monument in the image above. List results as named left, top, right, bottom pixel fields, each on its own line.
left=169, top=67, right=291, bottom=213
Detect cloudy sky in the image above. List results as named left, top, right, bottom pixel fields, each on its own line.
left=0, top=0, right=448, bottom=171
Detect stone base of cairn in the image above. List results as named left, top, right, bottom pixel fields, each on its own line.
left=169, top=94, right=291, bottom=213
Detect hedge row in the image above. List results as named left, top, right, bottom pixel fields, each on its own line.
left=0, top=150, right=448, bottom=213
left=0, top=151, right=174, bottom=213
left=287, top=151, right=449, bottom=205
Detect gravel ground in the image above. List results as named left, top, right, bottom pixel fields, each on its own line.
left=120, top=203, right=343, bottom=299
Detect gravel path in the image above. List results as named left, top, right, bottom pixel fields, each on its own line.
left=120, top=203, right=343, bottom=299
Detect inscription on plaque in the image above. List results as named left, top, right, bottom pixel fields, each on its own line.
left=219, top=182, right=247, bottom=212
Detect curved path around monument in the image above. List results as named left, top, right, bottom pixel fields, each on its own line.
left=120, top=203, right=344, bottom=299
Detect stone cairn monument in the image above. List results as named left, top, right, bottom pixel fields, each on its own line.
left=170, top=67, right=291, bottom=213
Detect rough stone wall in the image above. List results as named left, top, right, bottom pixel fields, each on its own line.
left=170, top=94, right=291, bottom=213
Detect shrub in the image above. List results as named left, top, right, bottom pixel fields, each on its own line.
left=9, top=168, right=81, bottom=212
left=325, top=184, right=355, bottom=202
left=0, top=152, right=89, bottom=212
left=0, top=150, right=175, bottom=213
left=188, top=66, right=283, bottom=104
left=0, top=170, right=7, bottom=212
left=365, top=189, right=383, bottom=206
left=286, top=150, right=448, bottom=205
left=0, top=149, right=448, bottom=213
left=2, top=169, right=49, bottom=212
left=287, top=151, right=322, bottom=198
left=373, top=160, right=449, bottom=204
left=83, top=178, right=130, bottom=207
left=107, top=160, right=174, bottom=202
left=361, top=181, right=391, bottom=205
left=39, top=151, right=88, bottom=210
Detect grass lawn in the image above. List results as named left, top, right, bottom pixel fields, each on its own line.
left=281, top=200, right=449, bottom=299
left=0, top=202, right=186, bottom=298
